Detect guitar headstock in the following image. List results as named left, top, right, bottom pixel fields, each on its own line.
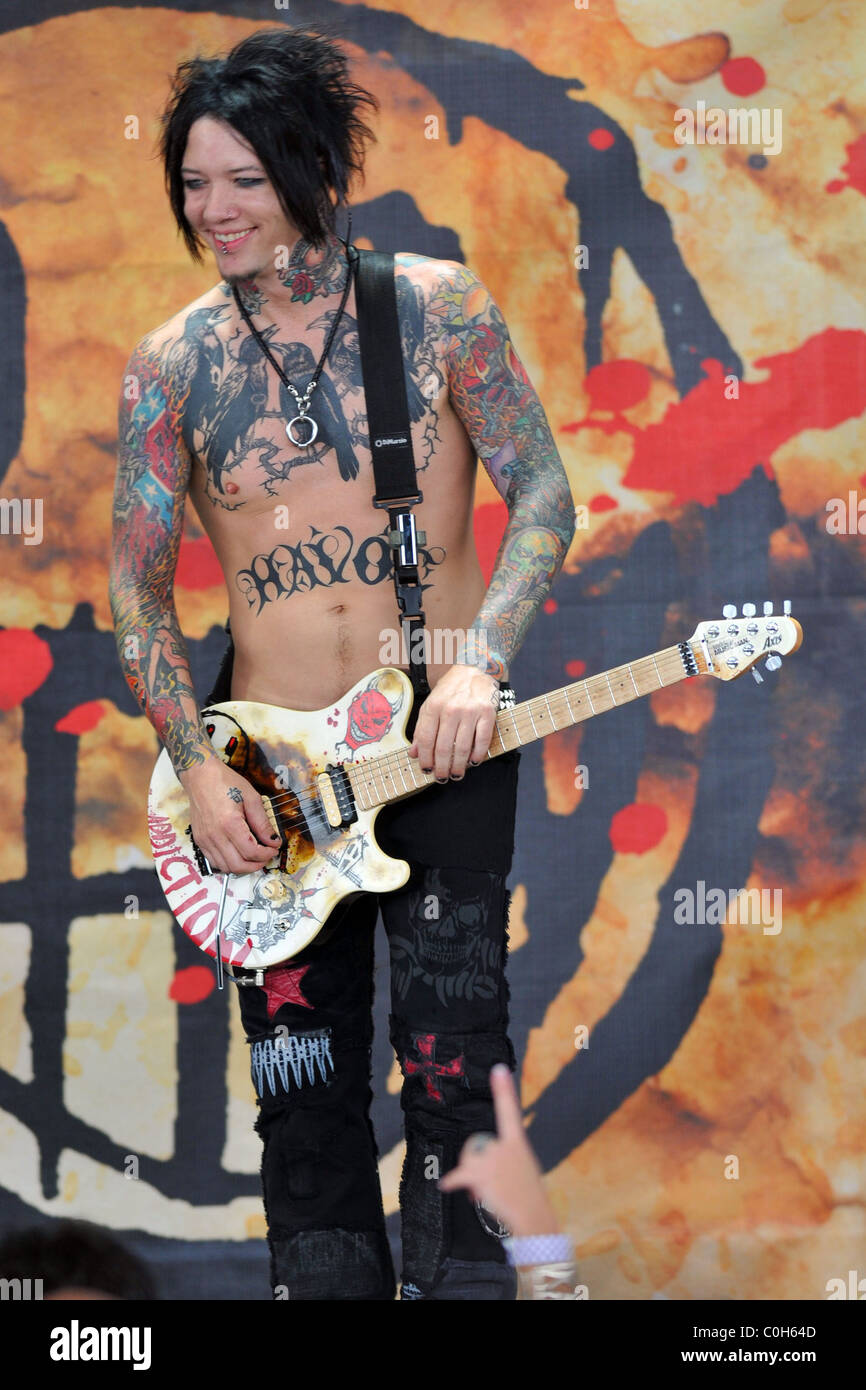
left=689, top=602, right=803, bottom=682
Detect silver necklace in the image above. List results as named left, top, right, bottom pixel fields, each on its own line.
left=230, top=238, right=354, bottom=448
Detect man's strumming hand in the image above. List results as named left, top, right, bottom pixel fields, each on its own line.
left=409, top=663, right=500, bottom=781
left=178, top=757, right=281, bottom=875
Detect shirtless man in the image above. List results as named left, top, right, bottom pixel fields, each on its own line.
left=109, top=26, right=574, bottom=1301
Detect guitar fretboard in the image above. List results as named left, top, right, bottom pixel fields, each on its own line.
left=347, top=642, right=702, bottom=812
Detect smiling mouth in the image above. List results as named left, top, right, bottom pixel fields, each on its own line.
left=213, top=228, right=255, bottom=252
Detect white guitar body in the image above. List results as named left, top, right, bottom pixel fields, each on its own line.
left=148, top=666, right=417, bottom=972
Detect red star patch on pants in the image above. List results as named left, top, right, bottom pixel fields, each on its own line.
left=263, top=965, right=313, bottom=1019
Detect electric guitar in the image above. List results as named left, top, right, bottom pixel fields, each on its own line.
left=148, top=605, right=802, bottom=972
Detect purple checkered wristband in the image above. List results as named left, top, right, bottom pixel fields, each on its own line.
left=503, top=1234, right=574, bottom=1267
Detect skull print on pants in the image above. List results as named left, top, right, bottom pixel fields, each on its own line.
left=387, top=866, right=505, bottom=1008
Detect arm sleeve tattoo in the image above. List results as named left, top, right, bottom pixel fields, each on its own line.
left=108, top=335, right=214, bottom=776
left=435, top=263, right=576, bottom=679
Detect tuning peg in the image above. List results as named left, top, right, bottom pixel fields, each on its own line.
left=742, top=603, right=756, bottom=617
left=763, top=601, right=773, bottom=615
left=765, top=654, right=782, bottom=673
left=722, top=603, right=737, bottom=619
left=783, top=599, right=791, bottom=615
left=751, top=668, right=764, bottom=683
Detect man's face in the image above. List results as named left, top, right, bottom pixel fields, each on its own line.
left=181, top=116, right=298, bottom=281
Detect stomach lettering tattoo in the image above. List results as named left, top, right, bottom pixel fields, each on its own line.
left=235, top=524, right=446, bottom=613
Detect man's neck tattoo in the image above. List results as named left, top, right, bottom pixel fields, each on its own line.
left=233, top=235, right=348, bottom=319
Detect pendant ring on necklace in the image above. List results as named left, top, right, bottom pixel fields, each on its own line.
left=287, top=415, right=318, bottom=447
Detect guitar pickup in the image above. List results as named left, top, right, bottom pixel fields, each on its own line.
left=317, top=767, right=358, bottom=829
left=261, top=795, right=281, bottom=841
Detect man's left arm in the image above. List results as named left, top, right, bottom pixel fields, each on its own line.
left=410, top=262, right=576, bottom=778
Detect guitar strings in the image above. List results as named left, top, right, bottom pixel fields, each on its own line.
left=234, top=650, right=688, bottom=840
left=260, top=651, right=688, bottom=830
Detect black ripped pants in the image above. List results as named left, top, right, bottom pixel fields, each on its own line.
left=205, top=647, right=520, bottom=1300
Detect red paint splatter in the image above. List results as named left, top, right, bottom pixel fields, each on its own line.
left=565, top=659, right=586, bottom=679
left=56, top=700, right=106, bottom=735
left=609, top=802, right=668, bottom=854
left=562, top=360, right=652, bottom=438
left=588, top=128, right=615, bottom=151
left=169, top=966, right=215, bottom=1004
left=619, top=330, right=866, bottom=506
left=0, top=630, right=53, bottom=710
left=473, top=501, right=508, bottom=585
left=589, top=494, right=618, bottom=513
left=826, top=134, right=866, bottom=198
left=721, top=57, right=766, bottom=97
left=175, top=534, right=224, bottom=590
left=543, top=598, right=558, bottom=614
left=586, top=360, right=652, bottom=413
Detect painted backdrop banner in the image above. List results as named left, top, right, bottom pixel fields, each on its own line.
left=0, top=0, right=864, bottom=1300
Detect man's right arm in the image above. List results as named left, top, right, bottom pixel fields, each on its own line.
left=108, top=334, right=279, bottom=874
left=108, top=334, right=216, bottom=777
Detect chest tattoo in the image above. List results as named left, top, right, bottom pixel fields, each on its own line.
left=179, top=271, right=445, bottom=508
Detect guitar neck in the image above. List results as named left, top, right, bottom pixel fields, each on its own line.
left=347, top=640, right=704, bottom=812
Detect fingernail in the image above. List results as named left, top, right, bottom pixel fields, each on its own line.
left=421, top=767, right=433, bottom=774
left=450, top=773, right=464, bottom=781
left=270, top=833, right=280, bottom=840
left=435, top=776, right=448, bottom=784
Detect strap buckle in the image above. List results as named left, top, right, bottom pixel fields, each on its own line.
left=373, top=491, right=423, bottom=510
left=388, top=510, right=426, bottom=570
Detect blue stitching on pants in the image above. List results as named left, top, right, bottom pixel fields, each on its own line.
left=250, top=1029, right=334, bottom=1098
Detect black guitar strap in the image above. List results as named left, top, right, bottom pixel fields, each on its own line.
left=347, top=243, right=429, bottom=704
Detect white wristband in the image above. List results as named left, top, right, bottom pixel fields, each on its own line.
left=503, top=1233, right=573, bottom=1267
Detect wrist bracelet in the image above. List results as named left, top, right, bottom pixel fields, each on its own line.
left=519, top=1261, right=580, bottom=1301
left=503, top=1233, right=573, bottom=1267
